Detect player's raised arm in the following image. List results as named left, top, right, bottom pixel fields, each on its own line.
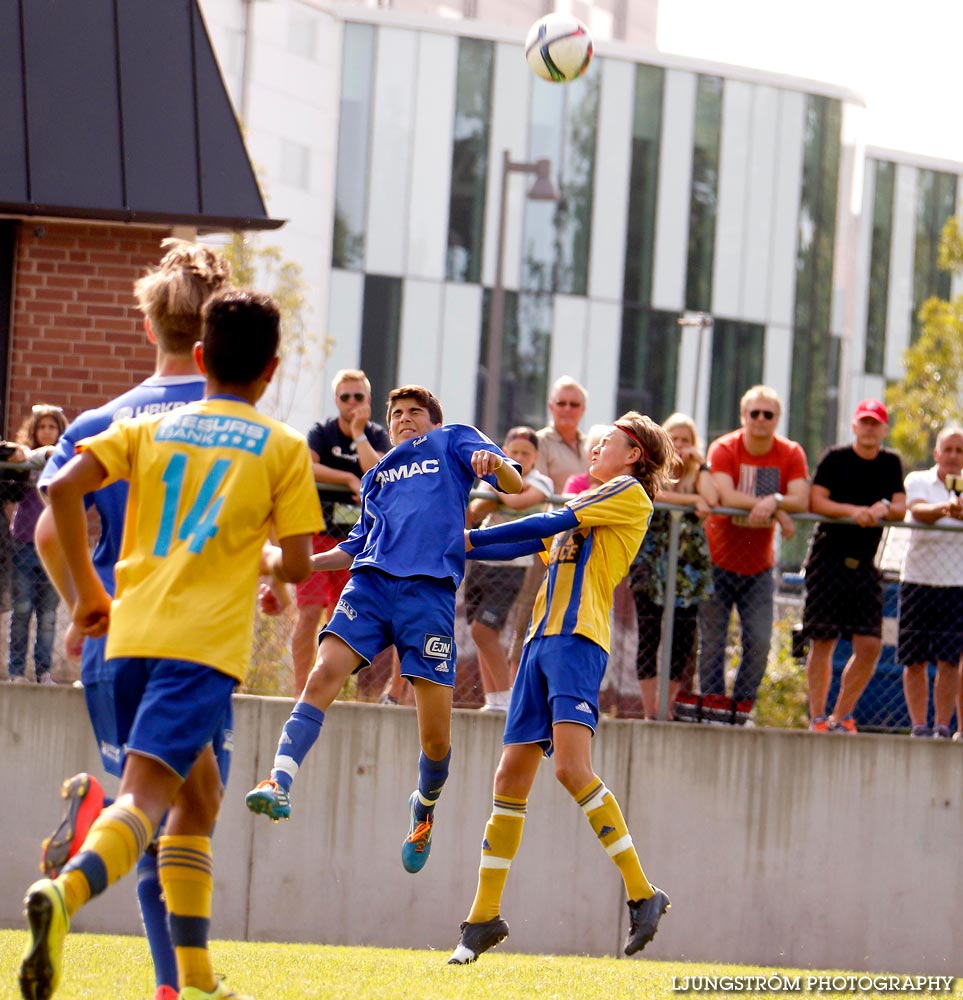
left=471, top=449, right=522, bottom=494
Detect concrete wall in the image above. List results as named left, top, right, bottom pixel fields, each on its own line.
left=1, top=686, right=960, bottom=975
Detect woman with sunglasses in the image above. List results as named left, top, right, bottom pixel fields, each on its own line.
left=698, top=385, right=809, bottom=719
left=449, top=412, right=676, bottom=965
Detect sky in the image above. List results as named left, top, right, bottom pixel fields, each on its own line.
left=657, top=0, right=963, bottom=165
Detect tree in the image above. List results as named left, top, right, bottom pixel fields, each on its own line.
left=222, top=233, right=333, bottom=421
left=886, top=217, right=963, bottom=468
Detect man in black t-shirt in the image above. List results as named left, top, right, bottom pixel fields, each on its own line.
left=803, top=398, right=906, bottom=733
left=292, top=369, right=390, bottom=692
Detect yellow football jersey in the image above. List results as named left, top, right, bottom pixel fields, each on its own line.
left=80, top=398, right=322, bottom=680
left=528, top=475, right=652, bottom=652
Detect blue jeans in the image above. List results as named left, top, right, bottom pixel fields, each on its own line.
left=698, top=566, right=774, bottom=702
left=9, top=542, right=59, bottom=678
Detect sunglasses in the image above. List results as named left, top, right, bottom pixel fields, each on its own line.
left=32, top=404, right=64, bottom=414
left=552, top=400, right=584, bottom=409
left=339, top=392, right=367, bottom=403
left=748, top=409, right=775, bottom=420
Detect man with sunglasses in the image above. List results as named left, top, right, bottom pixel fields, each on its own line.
left=699, top=386, right=809, bottom=720
left=293, top=370, right=390, bottom=692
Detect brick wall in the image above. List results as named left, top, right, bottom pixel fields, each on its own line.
left=6, top=221, right=173, bottom=437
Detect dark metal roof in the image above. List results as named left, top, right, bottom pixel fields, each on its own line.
left=0, top=0, right=282, bottom=232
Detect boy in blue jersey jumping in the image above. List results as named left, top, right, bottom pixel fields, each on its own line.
left=19, top=289, right=322, bottom=1000
left=246, top=385, right=522, bottom=873
left=34, top=239, right=231, bottom=1000
left=448, top=413, right=676, bottom=964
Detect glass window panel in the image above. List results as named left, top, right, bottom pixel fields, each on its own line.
left=912, top=168, right=956, bottom=340
left=705, top=319, right=765, bottom=445
left=622, top=63, right=664, bottom=306
left=446, top=38, right=494, bottom=283
left=476, top=288, right=552, bottom=438
left=359, top=274, right=402, bottom=411
left=525, top=60, right=601, bottom=295
left=794, top=95, right=841, bottom=336
left=616, top=306, right=680, bottom=421
left=332, top=24, right=375, bottom=270
left=864, top=160, right=895, bottom=375
left=684, top=75, right=723, bottom=312
left=554, top=66, right=600, bottom=295
left=788, top=327, right=841, bottom=465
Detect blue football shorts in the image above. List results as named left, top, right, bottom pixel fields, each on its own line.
left=321, top=567, right=457, bottom=688
left=104, top=657, right=236, bottom=781
left=503, top=633, right=608, bottom=755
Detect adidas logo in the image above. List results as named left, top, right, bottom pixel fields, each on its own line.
left=599, top=825, right=616, bottom=837
left=482, top=838, right=491, bottom=851
left=434, top=661, right=450, bottom=673
left=575, top=701, right=592, bottom=714
left=279, top=732, right=293, bottom=745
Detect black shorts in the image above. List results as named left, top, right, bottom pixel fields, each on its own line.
left=897, top=582, right=963, bottom=665
left=464, top=562, right=527, bottom=631
left=803, top=550, right=883, bottom=640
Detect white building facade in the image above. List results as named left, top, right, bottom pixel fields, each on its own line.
left=201, top=0, right=963, bottom=462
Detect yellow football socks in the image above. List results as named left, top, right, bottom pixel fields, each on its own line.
left=467, top=793, right=527, bottom=923
left=574, top=778, right=653, bottom=901
left=158, top=834, right=216, bottom=993
left=58, top=802, right=153, bottom=916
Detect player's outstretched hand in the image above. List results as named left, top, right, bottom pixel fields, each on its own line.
left=471, top=450, right=504, bottom=478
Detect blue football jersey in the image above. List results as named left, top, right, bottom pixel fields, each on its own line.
left=39, top=375, right=206, bottom=593
left=339, top=423, right=516, bottom=586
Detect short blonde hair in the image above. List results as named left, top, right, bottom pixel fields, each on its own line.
left=331, top=369, right=371, bottom=396
left=739, top=385, right=781, bottom=414
left=133, top=239, right=232, bottom=355
left=549, top=375, right=588, bottom=406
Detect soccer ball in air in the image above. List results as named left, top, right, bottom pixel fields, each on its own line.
left=524, top=13, right=593, bottom=83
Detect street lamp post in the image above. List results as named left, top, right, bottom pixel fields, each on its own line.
left=482, top=149, right=559, bottom=440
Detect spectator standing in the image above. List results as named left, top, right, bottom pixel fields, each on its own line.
left=0, top=437, right=28, bottom=616
left=896, top=426, right=963, bottom=738
left=700, top=386, right=809, bottom=720
left=293, top=370, right=390, bottom=693
left=630, top=413, right=718, bottom=719
left=536, top=376, right=589, bottom=493
left=8, top=404, right=67, bottom=684
left=804, top=399, right=906, bottom=733
left=465, top=427, right=553, bottom=710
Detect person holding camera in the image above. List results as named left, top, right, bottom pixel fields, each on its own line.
left=898, top=426, right=963, bottom=738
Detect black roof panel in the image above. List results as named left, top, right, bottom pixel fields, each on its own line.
left=1, top=0, right=280, bottom=231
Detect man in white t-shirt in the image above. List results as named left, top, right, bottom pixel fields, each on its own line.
left=898, top=426, right=963, bottom=738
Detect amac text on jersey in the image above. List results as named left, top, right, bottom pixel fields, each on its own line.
left=375, top=458, right=440, bottom=487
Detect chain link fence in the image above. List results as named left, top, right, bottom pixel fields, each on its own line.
left=5, top=472, right=961, bottom=735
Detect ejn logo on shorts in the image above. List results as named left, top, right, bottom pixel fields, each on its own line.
left=423, top=634, right=453, bottom=659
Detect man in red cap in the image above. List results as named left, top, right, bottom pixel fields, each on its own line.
left=803, top=399, right=906, bottom=732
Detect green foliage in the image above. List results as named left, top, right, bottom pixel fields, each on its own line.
left=887, top=216, right=963, bottom=468
left=222, top=234, right=334, bottom=421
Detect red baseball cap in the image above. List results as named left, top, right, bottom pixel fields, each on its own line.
left=853, top=398, right=888, bottom=424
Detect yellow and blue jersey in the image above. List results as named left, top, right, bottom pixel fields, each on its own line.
left=528, top=475, right=652, bottom=652
left=79, top=397, right=322, bottom=680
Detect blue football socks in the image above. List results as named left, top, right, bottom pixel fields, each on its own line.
left=271, top=701, right=326, bottom=793
left=413, top=748, right=451, bottom=822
